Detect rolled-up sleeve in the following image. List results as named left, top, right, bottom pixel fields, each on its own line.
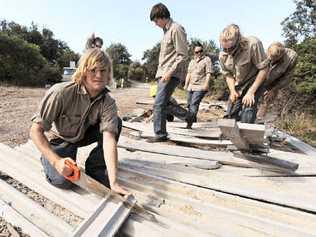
left=31, top=89, right=62, bottom=131
left=251, top=40, right=268, bottom=70
left=205, top=57, right=214, bottom=74
left=100, top=95, right=119, bottom=135
left=168, top=26, right=188, bottom=75
left=219, top=53, right=233, bottom=78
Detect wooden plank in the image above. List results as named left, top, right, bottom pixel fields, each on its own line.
left=0, top=143, right=98, bottom=218
left=73, top=195, right=135, bottom=237
left=118, top=136, right=316, bottom=174
left=76, top=144, right=316, bottom=236
left=234, top=152, right=299, bottom=172
left=0, top=199, right=49, bottom=237
left=278, top=131, right=316, bottom=157
left=218, top=119, right=250, bottom=150
left=117, top=167, right=316, bottom=237
left=129, top=131, right=231, bottom=146
left=119, top=159, right=316, bottom=213
left=123, top=121, right=222, bottom=139
left=0, top=179, right=73, bottom=236
left=11, top=144, right=192, bottom=237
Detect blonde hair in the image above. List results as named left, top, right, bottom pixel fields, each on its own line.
left=72, top=48, right=113, bottom=85
left=219, top=24, right=241, bottom=45
left=267, top=42, right=285, bottom=61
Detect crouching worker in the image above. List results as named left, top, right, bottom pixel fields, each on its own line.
left=257, top=42, right=298, bottom=119
left=30, top=48, right=129, bottom=196
left=219, top=24, right=269, bottom=123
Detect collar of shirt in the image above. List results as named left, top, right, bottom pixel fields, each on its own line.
left=163, top=18, right=173, bottom=33
left=77, top=83, right=110, bottom=100
left=195, top=55, right=205, bottom=63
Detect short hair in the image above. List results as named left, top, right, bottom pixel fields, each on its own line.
left=267, top=42, right=285, bottom=61
left=219, top=24, right=241, bottom=45
left=150, top=3, right=170, bottom=21
left=194, top=41, right=203, bottom=48
left=72, top=48, right=113, bottom=85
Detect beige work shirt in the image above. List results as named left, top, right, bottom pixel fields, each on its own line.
left=187, top=55, right=213, bottom=91
left=265, top=48, right=298, bottom=90
left=156, top=19, right=188, bottom=81
left=219, top=36, right=268, bottom=91
left=32, top=81, right=119, bottom=143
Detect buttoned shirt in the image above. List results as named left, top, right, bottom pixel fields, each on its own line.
left=155, top=19, right=188, bottom=81
left=219, top=36, right=268, bottom=91
left=187, top=55, right=213, bottom=91
left=265, top=48, right=298, bottom=90
left=32, top=81, right=119, bottom=143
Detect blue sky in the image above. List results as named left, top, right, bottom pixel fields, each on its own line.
left=0, top=0, right=296, bottom=61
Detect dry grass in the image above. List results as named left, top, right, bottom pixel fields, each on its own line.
left=277, top=112, right=316, bottom=147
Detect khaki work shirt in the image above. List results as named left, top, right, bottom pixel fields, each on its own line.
left=187, top=55, right=213, bottom=91
left=219, top=36, right=268, bottom=91
left=156, top=19, right=188, bottom=81
left=265, top=48, right=298, bottom=90
left=32, top=81, right=119, bottom=143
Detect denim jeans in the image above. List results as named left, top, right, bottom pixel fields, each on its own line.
left=187, top=90, right=207, bottom=123
left=224, top=85, right=265, bottom=123
left=153, top=77, right=182, bottom=138
left=40, top=118, right=122, bottom=189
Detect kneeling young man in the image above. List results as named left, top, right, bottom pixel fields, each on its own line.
left=30, top=48, right=128, bottom=195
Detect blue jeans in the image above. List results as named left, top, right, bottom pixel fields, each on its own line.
left=154, top=77, right=183, bottom=138
left=187, top=90, right=207, bottom=123
left=224, top=85, right=265, bottom=123
left=40, top=118, right=122, bottom=189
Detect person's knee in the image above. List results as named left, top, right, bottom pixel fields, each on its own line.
left=240, top=107, right=257, bottom=123
left=46, top=175, right=73, bottom=189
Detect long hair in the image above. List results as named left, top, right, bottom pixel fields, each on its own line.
left=72, top=48, right=113, bottom=85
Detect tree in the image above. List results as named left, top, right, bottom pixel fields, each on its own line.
left=0, top=20, right=79, bottom=86
left=280, top=0, right=316, bottom=114
left=142, top=42, right=160, bottom=81
left=0, top=32, right=61, bottom=86
left=128, top=61, right=145, bottom=81
left=281, top=0, right=316, bottom=46
left=106, top=43, right=132, bottom=79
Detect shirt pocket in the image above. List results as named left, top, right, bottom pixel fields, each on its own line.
left=236, top=58, right=251, bottom=81
left=58, top=114, right=82, bottom=137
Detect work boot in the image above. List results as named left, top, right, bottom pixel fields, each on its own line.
left=146, top=136, right=169, bottom=143
left=186, top=120, right=193, bottom=129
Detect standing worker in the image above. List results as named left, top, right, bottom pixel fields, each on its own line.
left=184, top=42, right=214, bottom=128
left=148, top=3, right=189, bottom=142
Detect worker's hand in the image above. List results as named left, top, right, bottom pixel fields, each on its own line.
left=229, top=90, right=240, bottom=103
left=110, top=182, right=130, bottom=196
left=54, top=158, right=76, bottom=177
left=161, top=73, right=172, bottom=82
left=202, top=83, right=209, bottom=91
left=242, top=91, right=255, bottom=107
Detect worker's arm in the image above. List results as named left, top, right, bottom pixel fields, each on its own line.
left=242, top=67, right=268, bottom=106
left=102, top=131, right=129, bottom=195
left=30, top=122, right=74, bottom=176
left=202, top=73, right=212, bottom=91
left=184, top=73, right=191, bottom=90
left=226, top=75, right=239, bottom=103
